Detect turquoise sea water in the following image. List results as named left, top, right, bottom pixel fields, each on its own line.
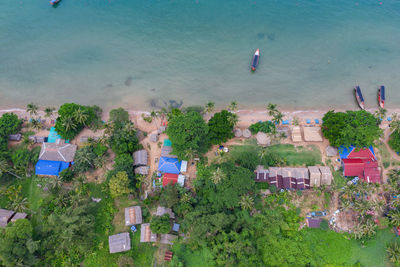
left=1, top=0, right=400, bottom=110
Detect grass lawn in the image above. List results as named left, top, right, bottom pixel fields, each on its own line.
left=267, top=144, right=322, bottom=166
left=171, top=243, right=213, bottom=267
left=348, top=229, right=396, bottom=267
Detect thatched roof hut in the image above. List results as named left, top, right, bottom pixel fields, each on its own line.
left=150, top=134, right=159, bottom=143
left=326, top=146, right=338, bottom=157
left=256, top=132, right=270, bottom=146
left=109, top=232, right=131, bottom=253
left=133, top=150, right=148, bottom=166
left=234, top=128, right=242, bottom=138
left=242, top=129, right=252, bottom=138
left=160, top=234, right=177, bottom=245
left=291, top=126, right=302, bottom=142
left=156, top=206, right=175, bottom=219
left=8, top=134, right=21, bottom=141
left=0, top=209, right=14, bottom=227
left=303, top=126, right=323, bottom=142
left=319, top=166, right=333, bottom=185
left=135, top=166, right=149, bottom=175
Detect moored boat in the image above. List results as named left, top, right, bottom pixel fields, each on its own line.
left=354, top=86, right=365, bottom=110
left=251, top=49, right=260, bottom=71
left=50, top=0, right=60, bottom=5
left=378, top=85, right=385, bottom=108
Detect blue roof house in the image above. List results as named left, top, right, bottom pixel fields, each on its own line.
left=158, top=157, right=181, bottom=174
left=35, top=140, right=77, bottom=176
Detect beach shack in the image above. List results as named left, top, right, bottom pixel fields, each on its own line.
left=340, top=146, right=380, bottom=183
left=0, top=209, right=15, bottom=227
left=180, top=160, right=188, bottom=173
left=140, top=223, right=157, bottom=243
left=158, top=157, right=181, bottom=174
left=291, top=126, right=302, bottom=142
left=308, top=166, right=321, bottom=187
left=125, top=206, right=142, bottom=226
left=109, top=232, right=131, bottom=253
left=133, top=150, right=148, bottom=167
left=281, top=168, right=294, bottom=189
left=135, top=166, right=149, bottom=176
left=160, top=234, right=178, bottom=245
left=303, top=126, right=323, bottom=142
left=35, top=140, right=76, bottom=176
left=254, top=165, right=269, bottom=183
left=268, top=167, right=282, bottom=188
left=295, top=168, right=309, bottom=190
left=156, top=206, right=175, bottom=219
left=319, top=166, right=333, bottom=185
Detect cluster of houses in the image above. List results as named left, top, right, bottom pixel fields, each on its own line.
left=0, top=208, right=27, bottom=227
left=339, top=146, right=381, bottom=183
left=157, top=139, right=187, bottom=187
left=255, top=165, right=333, bottom=189
left=108, top=206, right=179, bottom=254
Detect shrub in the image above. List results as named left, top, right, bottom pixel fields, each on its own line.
left=109, top=171, right=131, bottom=198
left=150, top=214, right=171, bottom=234
left=109, top=108, right=129, bottom=124
left=59, top=168, right=75, bottom=182
left=249, top=121, right=275, bottom=134
left=207, top=110, right=236, bottom=144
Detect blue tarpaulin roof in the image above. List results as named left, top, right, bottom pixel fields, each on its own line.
left=339, top=146, right=376, bottom=160
left=163, top=139, right=172, bottom=147
left=158, top=157, right=181, bottom=174
left=35, top=160, right=71, bottom=176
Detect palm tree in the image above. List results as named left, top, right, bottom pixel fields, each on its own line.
left=181, top=193, right=192, bottom=204
left=258, top=148, right=268, bottom=163
left=391, top=197, right=400, bottom=209
left=386, top=242, right=400, bottom=264
left=228, top=101, right=238, bottom=112
left=267, top=103, right=284, bottom=125
left=211, top=167, right=225, bottom=184
left=30, top=118, right=42, bottom=130
left=227, top=113, right=239, bottom=127
left=9, top=196, right=28, bottom=212
left=48, top=177, right=63, bottom=191
left=62, top=115, right=77, bottom=132
left=44, top=107, right=55, bottom=118
left=73, top=108, right=89, bottom=126
left=293, top=116, right=300, bottom=126
left=205, top=101, right=215, bottom=114
left=352, top=223, right=364, bottom=240
left=388, top=169, right=400, bottom=188
left=354, top=200, right=370, bottom=217
left=26, top=103, right=38, bottom=117
left=0, top=159, right=22, bottom=179
left=239, top=194, right=254, bottom=211
left=374, top=108, right=387, bottom=121
left=136, top=175, right=149, bottom=191
left=389, top=210, right=400, bottom=227
left=363, top=220, right=377, bottom=238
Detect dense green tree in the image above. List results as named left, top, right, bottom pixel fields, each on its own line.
left=109, top=171, right=131, bottom=198
left=11, top=147, right=33, bottom=174
left=322, top=110, right=382, bottom=147
left=267, top=103, right=284, bottom=125
left=113, top=153, right=134, bottom=178
left=109, top=108, right=130, bottom=124
left=205, top=102, right=215, bottom=114
left=207, top=110, right=236, bottom=144
left=59, top=168, right=75, bottom=182
left=55, top=103, right=101, bottom=140
left=0, top=219, right=39, bottom=266
left=166, top=111, right=209, bottom=159
left=160, top=184, right=180, bottom=208
left=108, top=121, right=139, bottom=155
left=44, top=107, right=55, bottom=118
left=387, top=241, right=400, bottom=264
left=0, top=113, right=23, bottom=137
left=150, top=214, right=171, bottom=234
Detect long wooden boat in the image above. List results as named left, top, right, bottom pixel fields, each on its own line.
left=50, top=0, right=61, bottom=6
left=251, top=49, right=260, bottom=71
left=378, top=85, right=385, bottom=109
left=354, top=86, right=365, bottom=110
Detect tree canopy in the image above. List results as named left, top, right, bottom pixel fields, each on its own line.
left=109, top=171, right=132, bottom=198
left=55, top=103, right=102, bottom=140
left=109, top=108, right=129, bottom=124
left=0, top=113, right=22, bottom=138
left=150, top=214, right=171, bottom=234
left=322, top=110, right=382, bottom=148
left=207, top=110, right=236, bottom=144
left=166, top=111, right=209, bottom=159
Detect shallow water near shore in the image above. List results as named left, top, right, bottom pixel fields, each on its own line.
left=1, top=0, right=400, bottom=110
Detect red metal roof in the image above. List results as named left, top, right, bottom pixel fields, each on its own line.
left=343, top=159, right=380, bottom=183
left=343, top=159, right=365, bottom=177
left=163, top=173, right=178, bottom=187
left=348, top=147, right=376, bottom=161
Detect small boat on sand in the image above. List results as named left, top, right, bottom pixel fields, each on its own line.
left=50, top=0, right=61, bottom=6
left=354, top=86, right=365, bottom=110
left=378, top=85, right=385, bottom=108
left=251, top=49, right=260, bottom=71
